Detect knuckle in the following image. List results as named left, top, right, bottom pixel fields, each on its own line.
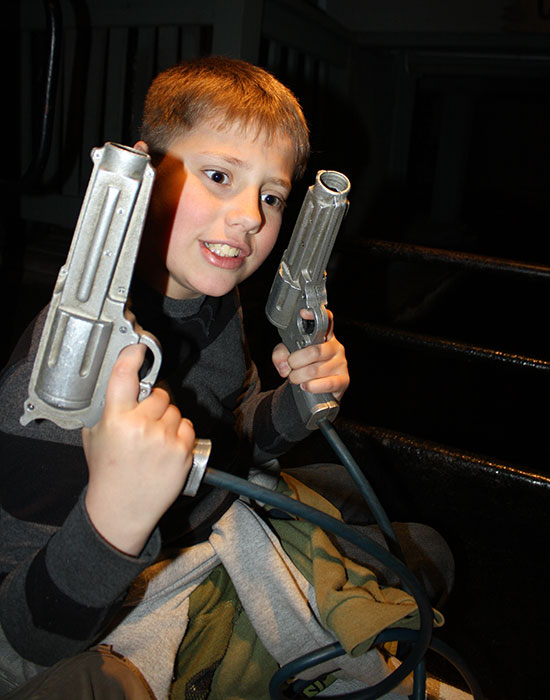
left=307, top=363, right=321, bottom=380
left=151, top=386, right=170, bottom=402
left=111, top=357, right=133, bottom=378
left=165, top=404, right=181, bottom=422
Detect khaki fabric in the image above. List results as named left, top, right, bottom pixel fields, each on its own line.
left=3, top=646, right=155, bottom=700
left=271, top=473, right=444, bottom=657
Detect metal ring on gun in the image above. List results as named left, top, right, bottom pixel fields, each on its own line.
left=182, top=438, right=212, bottom=497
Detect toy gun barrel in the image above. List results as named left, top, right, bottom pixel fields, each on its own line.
left=265, top=170, right=350, bottom=430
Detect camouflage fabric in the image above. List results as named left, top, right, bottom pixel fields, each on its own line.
left=170, top=564, right=277, bottom=700
left=170, top=564, right=337, bottom=700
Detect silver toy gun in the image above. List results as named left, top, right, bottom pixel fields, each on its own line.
left=20, top=142, right=210, bottom=495
left=265, top=170, right=351, bottom=430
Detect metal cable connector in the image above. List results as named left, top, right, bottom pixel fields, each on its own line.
left=182, top=438, right=212, bottom=497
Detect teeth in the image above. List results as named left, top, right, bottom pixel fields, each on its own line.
left=204, top=242, right=241, bottom=258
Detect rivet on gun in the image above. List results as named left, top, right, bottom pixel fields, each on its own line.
left=26, top=403, right=35, bottom=411
left=118, top=287, right=126, bottom=295
left=119, top=326, right=128, bottom=334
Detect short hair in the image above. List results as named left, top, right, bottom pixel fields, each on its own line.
left=140, top=56, right=310, bottom=179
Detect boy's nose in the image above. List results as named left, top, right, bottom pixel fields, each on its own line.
left=225, top=189, right=263, bottom=235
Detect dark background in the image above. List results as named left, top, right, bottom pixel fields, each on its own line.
left=2, top=2, right=550, bottom=698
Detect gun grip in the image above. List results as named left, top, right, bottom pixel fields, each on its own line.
left=292, top=384, right=339, bottom=430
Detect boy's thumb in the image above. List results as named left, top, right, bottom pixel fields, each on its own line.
left=104, top=343, right=147, bottom=414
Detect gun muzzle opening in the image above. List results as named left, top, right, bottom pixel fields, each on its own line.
left=98, top=142, right=152, bottom=180
left=318, top=170, right=351, bottom=195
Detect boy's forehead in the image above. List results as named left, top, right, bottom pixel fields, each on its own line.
left=168, top=118, right=296, bottom=176
left=177, top=116, right=292, bottom=151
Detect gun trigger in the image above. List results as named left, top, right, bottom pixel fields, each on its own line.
left=302, top=279, right=329, bottom=345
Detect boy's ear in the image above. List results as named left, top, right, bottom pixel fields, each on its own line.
left=133, top=140, right=149, bottom=153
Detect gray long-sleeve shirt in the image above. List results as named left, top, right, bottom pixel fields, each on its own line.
left=0, top=283, right=309, bottom=668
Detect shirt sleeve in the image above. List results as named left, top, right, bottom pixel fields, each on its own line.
left=0, top=311, right=161, bottom=666
left=233, top=303, right=312, bottom=463
left=0, top=474, right=161, bottom=666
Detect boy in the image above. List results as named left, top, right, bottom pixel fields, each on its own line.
left=0, top=55, right=351, bottom=696
left=0, top=57, right=450, bottom=699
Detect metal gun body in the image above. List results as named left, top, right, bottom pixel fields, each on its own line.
left=21, top=142, right=161, bottom=429
left=265, top=170, right=351, bottom=430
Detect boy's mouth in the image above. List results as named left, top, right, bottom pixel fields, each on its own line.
left=200, top=241, right=249, bottom=271
left=203, top=242, right=244, bottom=258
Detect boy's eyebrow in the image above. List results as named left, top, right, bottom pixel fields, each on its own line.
left=265, top=176, right=292, bottom=192
left=199, top=151, right=292, bottom=190
left=200, top=151, right=248, bottom=168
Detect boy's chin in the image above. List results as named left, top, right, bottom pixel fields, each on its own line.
left=197, top=281, right=239, bottom=298
left=172, top=275, right=241, bottom=300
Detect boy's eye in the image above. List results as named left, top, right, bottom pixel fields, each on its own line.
left=204, top=170, right=230, bottom=185
left=261, top=193, right=285, bottom=209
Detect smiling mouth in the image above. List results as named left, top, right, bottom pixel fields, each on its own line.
left=203, top=242, right=242, bottom=258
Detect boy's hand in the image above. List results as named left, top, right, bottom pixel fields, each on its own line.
left=272, top=309, right=349, bottom=402
left=82, top=344, right=195, bottom=557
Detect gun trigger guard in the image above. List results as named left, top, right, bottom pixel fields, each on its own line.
left=315, top=304, right=330, bottom=342
left=303, top=280, right=329, bottom=345
left=137, top=331, right=162, bottom=400
left=300, top=302, right=328, bottom=346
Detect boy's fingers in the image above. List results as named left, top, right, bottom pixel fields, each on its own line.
left=136, top=386, right=171, bottom=421
left=177, top=417, right=195, bottom=442
left=287, top=341, right=327, bottom=371
left=272, top=343, right=291, bottom=377
left=324, top=310, right=335, bottom=341
left=104, top=343, right=147, bottom=415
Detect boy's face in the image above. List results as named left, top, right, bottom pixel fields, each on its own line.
left=137, top=119, right=295, bottom=299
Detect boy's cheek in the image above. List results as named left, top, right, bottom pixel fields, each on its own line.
left=258, top=222, right=281, bottom=261
left=150, top=156, right=188, bottom=216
